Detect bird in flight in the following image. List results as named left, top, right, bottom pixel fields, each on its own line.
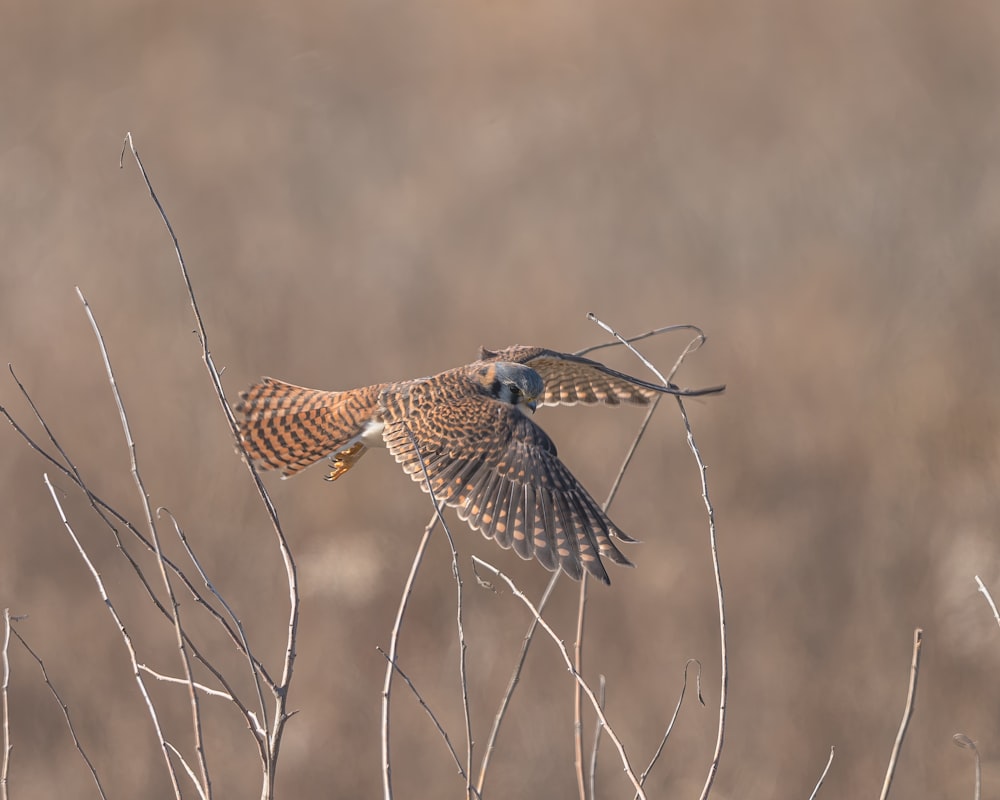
left=236, top=345, right=723, bottom=585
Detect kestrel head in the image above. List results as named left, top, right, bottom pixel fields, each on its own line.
left=479, top=362, right=544, bottom=412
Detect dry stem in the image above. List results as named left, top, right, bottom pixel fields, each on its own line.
left=952, top=734, right=981, bottom=800
left=635, top=659, right=704, bottom=797
left=8, top=625, right=108, bottom=799
left=381, top=515, right=437, bottom=800
left=807, top=747, right=836, bottom=800
left=43, top=473, right=184, bottom=796
left=878, top=628, right=923, bottom=800
left=1, top=609, right=11, bottom=800
left=974, top=576, right=1000, bottom=634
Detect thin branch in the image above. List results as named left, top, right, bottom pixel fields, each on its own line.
left=587, top=313, right=727, bottom=800
left=43, top=472, right=182, bottom=797
left=1, top=609, right=11, bottom=800
left=879, top=628, right=924, bottom=800
left=577, top=323, right=724, bottom=398
left=382, top=513, right=438, bottom=800
left=472, top=556, right=647, bottom=800
left=576, top=324, right=707, bottom=359
left=583, top=316, right=710, bottom=389
left=573, top=573, right=590, bottom=800
left=138, top=666, right=235, bottom=701
left=637, top=659, right=704, bottom=796
left=681, top=389, right=726, bottom=800
left=974, top=576, right=1000, bottom=633
left=160, top=508, right=270, bottom=734
left=376, top=648, right=480, bottom=799
left=599, top=397, right=661, bottom=512
left=588, top=675, right=606, bottom=800
left=807, top=747, right=836, bottom=800
left=952, top=735, right=981, bottom=800
left=8, top=625, right=108, bottom=800
left=401, top=424, right=474, bottom=799
left=166, top=741, right=209, bottom=800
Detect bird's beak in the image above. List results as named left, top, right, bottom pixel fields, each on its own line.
left=525, top=398, right=538, bottom=413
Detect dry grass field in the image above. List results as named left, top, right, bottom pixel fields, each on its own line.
left=2, top=2, right=999, bottom=798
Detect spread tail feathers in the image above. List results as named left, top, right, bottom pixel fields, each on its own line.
left=235, top=378, right=383, bottom=477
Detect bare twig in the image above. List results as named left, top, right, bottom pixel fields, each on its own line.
left=974, top=576, right=1000, bottom=634
left=8, top=625, right=108, bottom=799
left=138, top=666, right=235, bottom=702
left=952, top=734, right=981, bottom=800
left=43, top=472, right=182, bottom=796
left=807, top=747, right=836, bottom=800
left=573, top=573, right=591, bottom=800
left=160, top=508, right=269, bottom=734
left=382, top=513, right=438, bottom=800
left=879, top=628, right=924, bottom=800
left=1, top=609, right=11, bottom=800
left=472, top=556, right=647, bottom=800
left=636, top=659, right=704, bottom=796
left=577, top=323, right=724, bottom=398
left=165, top=741, right=209, bottom=800
left=680, top=387, right=726, bottom=800
left=400, top=424, right=474, bottom=798
left=587, top=313, right=727, bottom=800
left=598, top=397, right=661, bottom=512
left=588, top=674, right=606, bottom=800
left=576, top=323, right=707, bottom=360
left=376, top=648, right=480, bottom=798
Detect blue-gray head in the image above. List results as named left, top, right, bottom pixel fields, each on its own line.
left=478, top=361, right=545, bottom=411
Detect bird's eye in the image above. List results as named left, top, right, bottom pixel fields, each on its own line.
left=507, top=383, right=521, bottom=396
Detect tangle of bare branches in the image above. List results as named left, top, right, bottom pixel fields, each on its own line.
left=472, top=555, right=649, bottom=800
left=1, top=133, right=725, bottom=799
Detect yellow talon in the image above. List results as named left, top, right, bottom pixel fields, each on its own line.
left=324, top=443, right=367, bottom=482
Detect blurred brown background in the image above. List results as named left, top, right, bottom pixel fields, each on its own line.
left=2, top=1, right=999, bottom=798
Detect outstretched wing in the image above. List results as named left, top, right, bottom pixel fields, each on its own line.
left=380, top=382, right=634, bottom=584
left=479, top=345, right=724, bottom=406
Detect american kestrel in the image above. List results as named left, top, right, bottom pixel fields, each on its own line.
left=236, top=345, right=723, bottom=585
